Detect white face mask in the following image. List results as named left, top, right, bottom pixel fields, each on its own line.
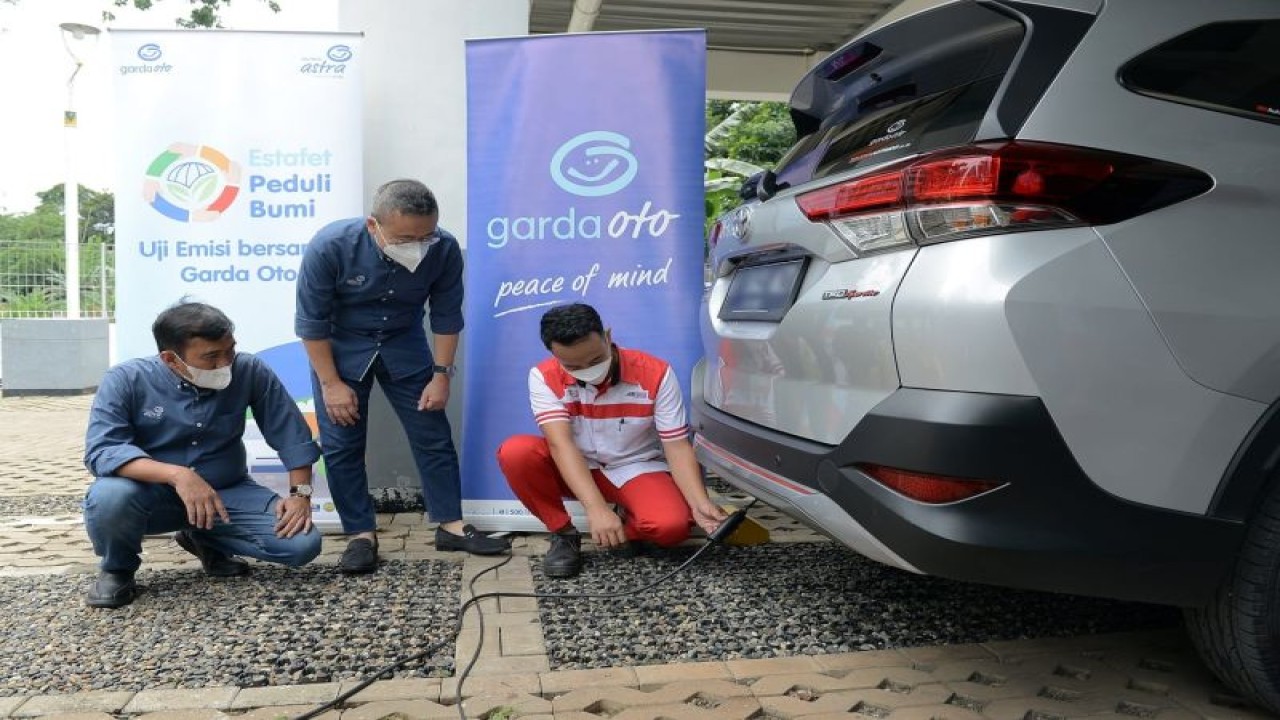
left=174, top=354, right=233, bottom=391
left=567, top=355, right=612, bottom=385
left=381, top=241, right=428, bottom=272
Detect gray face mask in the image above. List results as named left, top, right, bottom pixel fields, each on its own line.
left=175, top=355, right=232, bottom=391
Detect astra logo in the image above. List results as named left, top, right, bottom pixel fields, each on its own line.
left=550, top=131, right=638, bottom=197
left=300, top=44, right=351, bottom=76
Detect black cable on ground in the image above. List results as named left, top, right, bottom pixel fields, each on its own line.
left=292, top=501, right=757, bottom=720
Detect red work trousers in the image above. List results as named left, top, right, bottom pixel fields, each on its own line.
left=496, top=434, right=692, bottom=547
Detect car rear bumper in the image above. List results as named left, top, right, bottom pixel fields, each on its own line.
left=693, top=386, right=1244, bottom=607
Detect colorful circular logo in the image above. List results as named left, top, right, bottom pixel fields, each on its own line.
left=142, top=142, right=241, bottom=222
left=327, top=44, right=353, bottom=62
left=550, top=131, right=639, bottom=197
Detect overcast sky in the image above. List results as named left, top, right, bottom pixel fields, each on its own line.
left=0, top=0, right=338, bottom=214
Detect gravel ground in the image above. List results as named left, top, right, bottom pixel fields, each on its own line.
left=532, top=542, right=1181, bottom=670
left=0, top=495, right=83, bottom=517
left=0, top=560, right=461, bottom=695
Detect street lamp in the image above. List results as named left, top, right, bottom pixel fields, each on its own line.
left=58, top=21, right=101, bottom=320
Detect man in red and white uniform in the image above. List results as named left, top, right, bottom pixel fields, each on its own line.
left=497, top=303, right=727, bottom=578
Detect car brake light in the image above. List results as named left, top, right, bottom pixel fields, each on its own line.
left=794, top=171, right=902, bottom=219
left=859, top=463, right=1005, bottom=504
left=708, top=220, right=723, bottom=250
left=796, top=141, right=1211, bottom=253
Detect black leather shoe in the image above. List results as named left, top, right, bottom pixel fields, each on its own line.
left=174, top=530, right=251, bottom=577
left=435, top=524, right=510, bottom=556
left=543, top=531, right=582, bottom=578
left=339, top=537, right=379, bottom=574
left=86, top=571, right=137, bottom=608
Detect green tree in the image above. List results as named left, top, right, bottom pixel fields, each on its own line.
left=1, top=0, right=281, bottom=28
left=34, top=185, right=115, bottom=244
left=0, top=185, right=115, bottom=317
left=103, top=0, right=281, bottom=28
left=706, top=100, right=795, bottom=166
left=704, top=100, right=797, bottom=233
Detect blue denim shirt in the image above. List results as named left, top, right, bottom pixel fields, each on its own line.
left=294, top=217, right=465, bottom=382
left=83, top=354, right=321, bottom=489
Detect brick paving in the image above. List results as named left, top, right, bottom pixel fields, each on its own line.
left=0, top=395, right=1271, bottom=719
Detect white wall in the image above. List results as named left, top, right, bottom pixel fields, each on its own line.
left=707, top=49, right=820, bottom=102
left=338, top=0, right=530, bottom=243
left=335, top=0, right=529, bottom=503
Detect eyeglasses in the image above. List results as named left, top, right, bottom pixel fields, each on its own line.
left=373, top=218, right=441, bottom=246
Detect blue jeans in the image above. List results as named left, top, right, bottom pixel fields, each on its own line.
left=83, top=476, right=321, bottom=574
left=313, top=356, right=462, bottom=533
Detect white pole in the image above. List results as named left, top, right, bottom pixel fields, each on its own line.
left=100, top=244, right=108, bottom=318
left=567, top=0, right=603, bottom=32
left=59, top=22, right=99, bottom=320
left=65, top=107, right=80, bottom=319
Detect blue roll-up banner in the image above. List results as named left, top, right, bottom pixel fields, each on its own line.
left=462, top=30, right=707, bottom=530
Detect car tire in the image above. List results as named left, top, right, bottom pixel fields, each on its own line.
left=1184, top=481, right=1280, bottom=714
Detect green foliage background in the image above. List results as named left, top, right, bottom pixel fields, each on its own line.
left=704, top=100, right=796, bottom=233
left=0, top=186, right=115, bottom=317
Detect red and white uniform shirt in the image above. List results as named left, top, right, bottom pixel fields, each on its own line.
left=529, top=347, right=690, bottom=487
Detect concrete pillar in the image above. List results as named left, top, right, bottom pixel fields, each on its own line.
left=337, top=0, right=528, bottom=514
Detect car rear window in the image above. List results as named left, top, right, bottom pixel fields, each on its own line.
left=1120, top=21, right=1280, bottom=125
left=774, top=1, right=1025, bottom=188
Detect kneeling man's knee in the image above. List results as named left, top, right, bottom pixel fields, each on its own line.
left=84, top=476, right=150, bottom=521
left=636, top=514, right=690, bottom=548
left=280, top=529, right=322, bottom=567
left=496, top=434, right=548, bottom=473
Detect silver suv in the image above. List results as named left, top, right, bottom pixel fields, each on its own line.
left=692, top=0, right=1280, bottom=709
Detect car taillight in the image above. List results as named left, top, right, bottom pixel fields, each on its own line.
left=858, top=463, right=1005, bottom=504
left=795, top=141, right=1212, bottom=254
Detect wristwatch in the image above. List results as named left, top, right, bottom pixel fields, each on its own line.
left=432, top=364, right=457, bottom=378
left=289, top=484, right=313, bottom=498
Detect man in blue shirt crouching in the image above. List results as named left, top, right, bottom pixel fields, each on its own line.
left=82, top=301, right=322, bottom=608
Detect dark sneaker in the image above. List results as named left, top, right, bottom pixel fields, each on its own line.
left=86, top=571, right=137, bottom=608
left=435, top=524, right=510, bottom=555
left=339, top=538, right=379, bottom=574
left=543, top=531, right=582, bottom=578
left=174, top=530, right=251, bottom=577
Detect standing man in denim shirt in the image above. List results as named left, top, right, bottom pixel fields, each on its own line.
left=295, top=179, right=508, bottom=574
left=82, top=301, right=322, bottom=608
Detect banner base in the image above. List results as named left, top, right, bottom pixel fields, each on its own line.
left=462, top=499, right=588, bottom=533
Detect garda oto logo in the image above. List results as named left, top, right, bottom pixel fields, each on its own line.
left=120, top=42, right=172, bottom=75
left=550, top=131, right=638, bottom=197
left=327, top=44, right=353, bottom=62
left=142, top=143, right=242, bottom=222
